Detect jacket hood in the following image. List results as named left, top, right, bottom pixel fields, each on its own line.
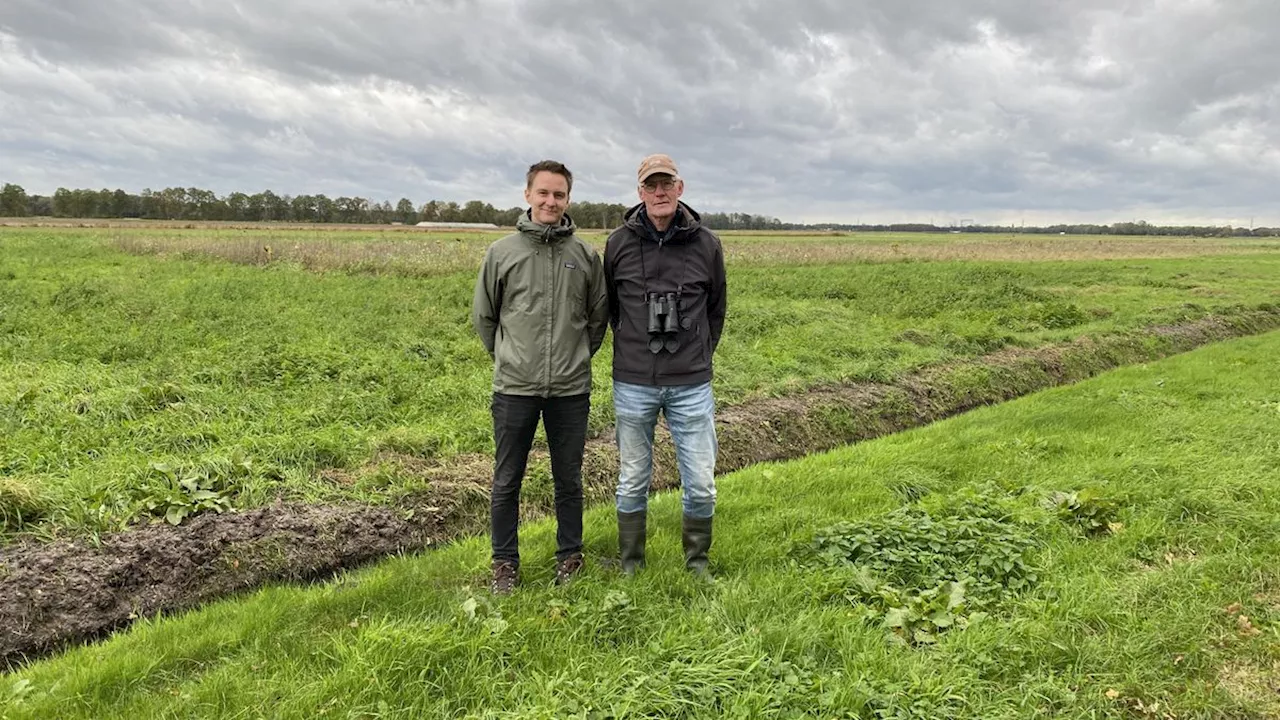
left=517, top=210, right=577, bottom=243
left=622, top=201, right=702, bottom=243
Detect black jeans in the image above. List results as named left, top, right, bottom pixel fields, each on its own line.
left=491, top=392, right=590, bottom=564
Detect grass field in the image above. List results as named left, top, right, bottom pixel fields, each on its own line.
left=4, top=326, right=1278, bottom=718
left=3, top=226, right=1279, bottom=542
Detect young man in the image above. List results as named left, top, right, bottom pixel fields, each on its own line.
left=604, top=153, right=727, bottom=577
left=472, top=160, right=609, bottom=594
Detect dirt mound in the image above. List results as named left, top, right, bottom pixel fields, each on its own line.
left=3, top=309, right=1278, bottom=666
left=0, top=501, right=457, bottom=665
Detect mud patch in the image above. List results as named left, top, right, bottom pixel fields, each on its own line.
left=0, top=498, right=461, bottom=666
left=3, top=308, right=1280, bottom=666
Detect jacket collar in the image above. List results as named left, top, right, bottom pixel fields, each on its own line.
left=623, top=201, right=702, bottom=244
left=517, top=210, right=577, bottom=243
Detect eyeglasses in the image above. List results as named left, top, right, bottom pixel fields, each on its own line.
left=640, top=178, right=678, bottom=193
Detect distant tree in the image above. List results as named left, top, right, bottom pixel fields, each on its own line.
left=0, top=183, right=29, bottom=216
left=110, top=189, right=133, bottom=217
left=460, top=200, right=494, bottom=224
left=138, top=189, right=162, bottom=219
left=438, top=201, right=462, bottom=223
left=27, top=194, right=53, bottom=217
left=419, top=200, right=441, bottom=222
left=92, top=189, right=112, bottom=217
left=261, top=190, right=287, bottom=221
left=187, top=187, right=220, bottom=220
left=84, top=189, right=105, bottom=217
left=315, top=195, right=336, bottom=223
left=499, top=206, right=523, bottom=227
left=290, top=194, right=315, bottom=222
left=335, top=196, right=369, bottom=223
left=571, top=201, right=599, bottom=228
left=226, top=192, right=249, bottom=221
left=245, top=193, right=265, bottom=222
left=396, top=197, right=416, bottom=224
left=370, top=200, right=393, bottom=224
left=159, top=187, right=189, bottom=219
left=52, top=188, right=73, bottom=217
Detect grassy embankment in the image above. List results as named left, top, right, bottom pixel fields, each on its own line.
left=3, top=325, right=1279, bottom=718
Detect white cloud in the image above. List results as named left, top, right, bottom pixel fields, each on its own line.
left=1, top=0, right=1277, bottom=224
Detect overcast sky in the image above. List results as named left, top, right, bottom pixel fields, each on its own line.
left=2, top=0, right=1276, bottom=225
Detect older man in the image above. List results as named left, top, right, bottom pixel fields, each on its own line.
left=604, top=153, right=727, bottom=576
left=472, top=160, right=609, bottom=594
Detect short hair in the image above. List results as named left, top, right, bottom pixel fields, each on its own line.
left=525, top=160, right=573, bottom=193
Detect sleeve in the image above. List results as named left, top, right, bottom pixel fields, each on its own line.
left=586, top=248, right=609, bottom=356
left=471, top=247, right=500, bottom=357
left=707, top=233, right=726, bottom=354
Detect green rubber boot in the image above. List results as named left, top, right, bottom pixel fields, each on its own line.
left=682, top=514, right=713, bottom=577
left=618, top=510, right=647, bottom=577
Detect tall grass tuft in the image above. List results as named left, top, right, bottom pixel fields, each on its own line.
left=0, top=477, right=48, bottom=532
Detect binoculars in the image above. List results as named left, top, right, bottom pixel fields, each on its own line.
left=646, top=292, right=690, bottom=353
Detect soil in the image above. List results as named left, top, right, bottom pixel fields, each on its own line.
left=3, top=309, right=1278, bottom=667
left=0, top=501, right=459, bottom=667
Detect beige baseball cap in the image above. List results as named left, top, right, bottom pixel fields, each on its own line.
left=637, top=153, right=679, bottom=183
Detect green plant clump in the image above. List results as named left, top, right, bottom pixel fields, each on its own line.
left=134, top=453, right=253, bottom=525
left=1044, top=488, right=1122, bottom=535
left=810, top=500, right=1039, bottom=645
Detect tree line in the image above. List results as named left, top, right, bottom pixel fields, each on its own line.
left=793, top=220, right=1277, bottom=238
left=0, top=183, right=526, bottom=226
left=0, top=183, right=787, bottom=231
left=1, top=182, right=1273, bottom=236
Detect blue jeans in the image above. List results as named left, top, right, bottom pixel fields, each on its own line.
left=613, top=380, right=717, bottom=519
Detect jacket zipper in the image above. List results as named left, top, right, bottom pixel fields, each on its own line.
left=547, top=242, right=559, bottom=396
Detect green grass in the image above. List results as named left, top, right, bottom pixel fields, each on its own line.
left=5, top=329, right=1279, bottom=718
left=2, top=227, right=1279, bottom=540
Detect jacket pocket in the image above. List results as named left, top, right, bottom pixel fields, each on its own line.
left=565, top=267, right=588, bottom=319
left=494, top=324, right=535, bottom=387
left=687, top=322, right=711, bottom=373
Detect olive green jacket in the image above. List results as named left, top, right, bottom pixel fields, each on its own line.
left=472, top=212, right=609, bottom=397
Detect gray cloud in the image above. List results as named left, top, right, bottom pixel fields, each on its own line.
left=1, top=0, right=1277, bottom=224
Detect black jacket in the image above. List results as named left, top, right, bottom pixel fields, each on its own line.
left=604, top=201, right=726, bottom=386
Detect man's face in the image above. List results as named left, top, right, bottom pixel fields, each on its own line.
left=525, top=171, right=570, bottom=225
left=638, top=173, right=683, bottom=224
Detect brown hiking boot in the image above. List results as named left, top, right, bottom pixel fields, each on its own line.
left=554, top=553, right=585, bottom=585
left=490, top=559, right=519, bottom=596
